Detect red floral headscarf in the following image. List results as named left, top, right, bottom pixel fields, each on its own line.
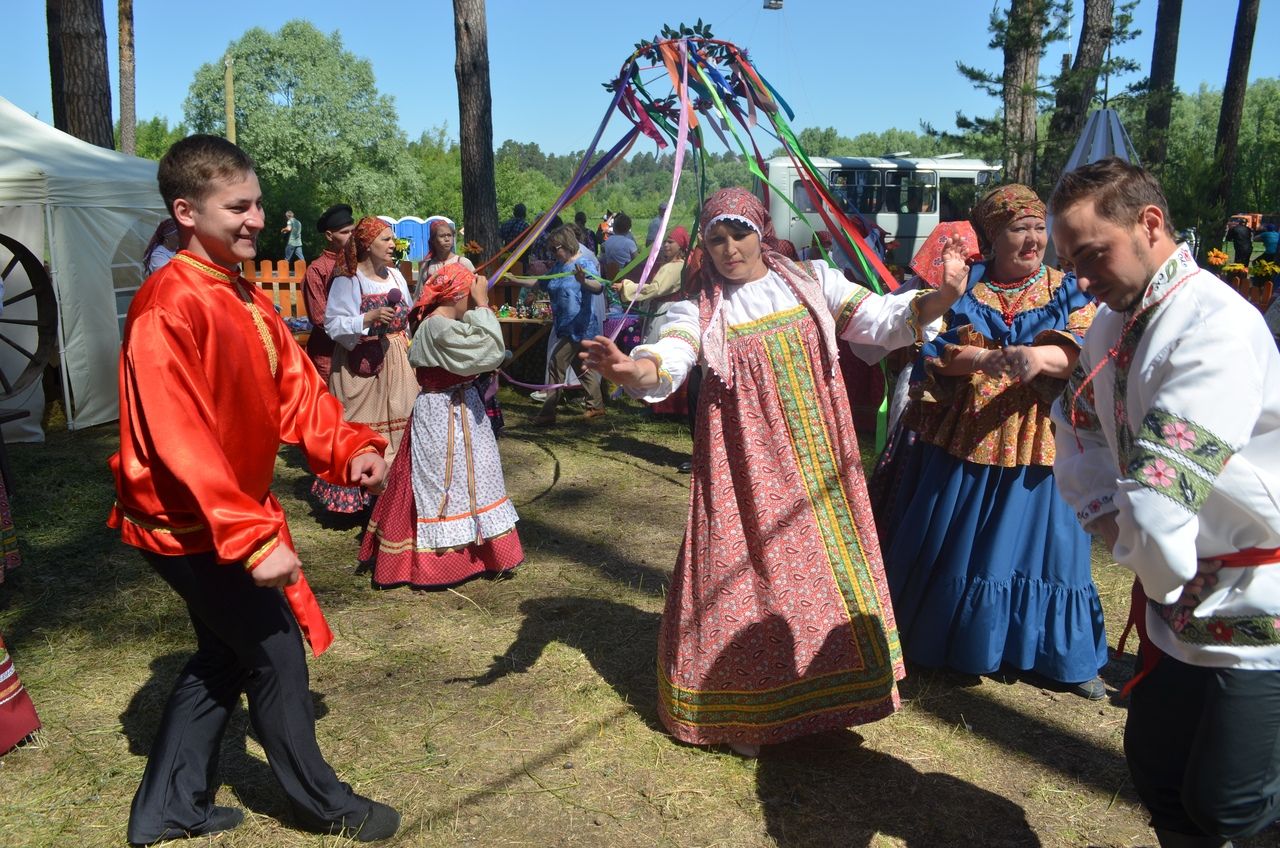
left=685, top=187, right=841, bottom=389
left=970, top=184, right=1045, bottom=255
left=413, top=261, right=475, bottom=315
left=336, top=216, right=391, bottom=276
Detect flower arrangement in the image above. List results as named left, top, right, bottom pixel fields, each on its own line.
left=393, top=237, right=411, bottom=263
left=1206, top=248, right=1228, bottom=268
left=1248, top=258, right=1280, bottom=280
left=1221, top=262, right=1249, bottom=276
left=464, top=240, right=484, bottom=258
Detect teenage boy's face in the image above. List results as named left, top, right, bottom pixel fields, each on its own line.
left=174, top=172, right=265, bottom=268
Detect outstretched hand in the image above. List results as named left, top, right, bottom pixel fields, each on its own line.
left=580, top=335, right=650, bottom=388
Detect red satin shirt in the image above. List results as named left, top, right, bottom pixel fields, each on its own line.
left=109, top=251, right=387, bottom=566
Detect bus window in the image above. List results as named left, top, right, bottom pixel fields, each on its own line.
left=831, top=169, right=881, bottom=214
left=884, top=171, right=938, bottom=215
left=791, top=180, right=819, bottom=213
left=940, top=177, right=982, bottom=222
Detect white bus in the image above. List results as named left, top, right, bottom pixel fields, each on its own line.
left=758, top=155, right=1002, bottom=269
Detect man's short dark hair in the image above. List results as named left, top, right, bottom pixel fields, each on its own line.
left=613, top=212, right=632, bottom=234
left=1050, top=157, right=1175, bottom=237
left=158, top=134, right=256, bottom=218
left=574, top=211, right=587, bottom=225
left=513, top=203, right=527, bottom=219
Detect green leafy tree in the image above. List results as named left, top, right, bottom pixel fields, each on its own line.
left=407, top=126, right=463, bottom=224
left=114, top=115, right=188, bottom=160
left=183, top=20, right=422, bottom=257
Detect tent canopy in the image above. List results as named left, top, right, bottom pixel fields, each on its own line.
left=0, top=96, right=168, bottom=435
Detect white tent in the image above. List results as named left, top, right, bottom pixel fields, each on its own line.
left=0, top=95, right=167, bottom=438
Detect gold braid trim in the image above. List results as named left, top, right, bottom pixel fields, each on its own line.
left=172, top=252, right=233, bottom=283
left=237, top=284, right=279, bottom=379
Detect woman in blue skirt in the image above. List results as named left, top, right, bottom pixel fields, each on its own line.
left=876, top=184, right=1108, bottom=699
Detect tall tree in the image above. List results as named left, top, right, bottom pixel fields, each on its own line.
left=55, top=0, right=115, bottom=148
left=1001, top=0, right=1048, bottom=183
left=957, top=0, right=1067, bottom=185
left=46, top=0, right=66, bottom=129
left=1142, top=0, right=1183, bottom=170
left=453, top=0, right=499, bottom=261
left=1042, top=0, right=1140, bottom=179
left=1044, top=0, right=1114, bottom=179
left=1211, top=0, right=1259, bottom=214
left=118, top=0, right=136, bottom=155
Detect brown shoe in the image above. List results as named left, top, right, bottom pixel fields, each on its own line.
left=583, top=409, right=606, bottom=420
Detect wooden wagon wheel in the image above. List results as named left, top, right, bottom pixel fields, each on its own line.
left=0, top=233, right=59, bottom=401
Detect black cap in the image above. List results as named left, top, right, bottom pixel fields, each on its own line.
left=316, top=204, right=354, bottom=233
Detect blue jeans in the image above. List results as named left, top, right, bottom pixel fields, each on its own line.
left=284, top=245, right=305, bottom=263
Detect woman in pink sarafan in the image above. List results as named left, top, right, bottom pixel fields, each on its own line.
left=582, top=188, right=965, bottom=755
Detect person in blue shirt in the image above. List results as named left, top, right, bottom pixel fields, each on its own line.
left=509, top=225, right=605, bottom=424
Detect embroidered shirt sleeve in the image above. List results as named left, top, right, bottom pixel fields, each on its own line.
left=1112, top=327, right=1263, bottom=603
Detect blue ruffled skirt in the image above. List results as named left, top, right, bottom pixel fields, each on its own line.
left=880, top=442, right=1107, bottom=684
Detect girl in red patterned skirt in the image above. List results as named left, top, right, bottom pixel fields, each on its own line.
left=361, top=263, right=523, bottom=588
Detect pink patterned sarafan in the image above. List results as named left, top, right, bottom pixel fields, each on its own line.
left=657, top=308, right=903, bottom=746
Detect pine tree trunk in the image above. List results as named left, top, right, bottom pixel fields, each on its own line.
left=452, top=0, right=499, bottom=262
left=46, top=0, right=66, bottom=130
left=1143, top=0, right=1182, bottom=169
left=60, top=0, right=114, bottom=149
left=1002, top=0, right=1046, bottom=185
left=1045, top=0, right=1113, bottom=179
left=1212, top=0, right=1259, bottom=213
left=119, top=0, right=136, bottom=155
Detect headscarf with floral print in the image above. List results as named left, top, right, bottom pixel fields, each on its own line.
left=412, top=260, right=475, bottom=318
left=970, top=184, right=1046, bottom=256
left=336, top=216, right=391, bottom=276
left=684, top=187, right=841, bottom=389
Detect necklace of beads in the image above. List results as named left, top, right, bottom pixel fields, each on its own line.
left=984, top=265, right=1046, bottom=326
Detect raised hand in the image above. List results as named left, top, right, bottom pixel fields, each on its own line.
left=938, top=235, right=970, bottom=302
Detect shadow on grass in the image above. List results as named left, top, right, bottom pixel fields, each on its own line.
left=757, top=730, right=1041, bottom=847
left=3, top=426, right=154, bottom=653
left=451, top=596, right=662, bottom=731
left=901, top=667, right=1134, bottom=803
left=120, top=651, right=335, bottom=827
left=595, top=433, right=690, bottom=472
left=517, top=513, right=672, bottom=597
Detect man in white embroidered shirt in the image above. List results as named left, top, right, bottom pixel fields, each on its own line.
left=1049, top=157, right=1280, bottom=848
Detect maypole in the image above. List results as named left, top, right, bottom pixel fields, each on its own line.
left=489, top=24, right=898, bottom=443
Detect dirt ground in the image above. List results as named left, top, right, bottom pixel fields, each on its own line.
left=2, top=390, right=1278, bottom=847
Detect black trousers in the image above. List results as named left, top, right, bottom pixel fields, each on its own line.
left=127, top=550, right=368, bottom=844
left=1125, top=655, right=1280, bottom=840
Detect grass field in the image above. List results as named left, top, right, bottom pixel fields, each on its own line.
left=2, top=390, right=1277, bottom=847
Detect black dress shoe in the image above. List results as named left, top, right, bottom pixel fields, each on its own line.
left=677, top=461, right=692, bottom=473
left=319, top=800, right=401, bottom=842
left=130, top=806, right=244, bottom=846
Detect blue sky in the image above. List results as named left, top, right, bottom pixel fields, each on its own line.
left=7, top=0, right=1278, bottom=156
